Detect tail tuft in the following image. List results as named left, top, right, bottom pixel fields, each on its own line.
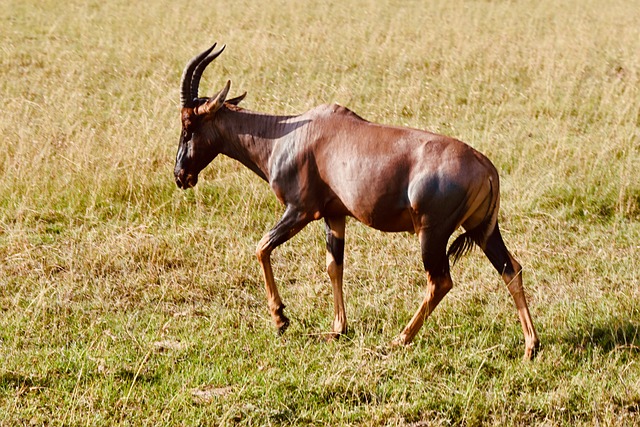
left=446, top=231, right=477, bottom=266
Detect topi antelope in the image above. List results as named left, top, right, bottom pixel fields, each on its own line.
left=175, top=43, right=540, bottom=359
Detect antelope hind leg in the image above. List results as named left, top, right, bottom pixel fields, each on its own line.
left=482, top=224, right=540, bottom=359
left=393, top=272, right=453, bottom=346
left=393, top=228, right=453, bottom=346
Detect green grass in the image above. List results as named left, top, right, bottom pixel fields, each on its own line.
left=1, top=0, right=639, bottom=425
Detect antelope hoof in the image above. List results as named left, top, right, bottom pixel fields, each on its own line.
left=328, top=320, right=347, bottom=339
left=275, top=316, right=290, bottom=335
left=323, top=332, right=340, bottom=342
left=523, top=340, right=541, bottom=361
left=324, top=327, right=348, bottom=342
left=273, top=306, right=290, bottom=335
left=390, top=334, right=412, bottom=348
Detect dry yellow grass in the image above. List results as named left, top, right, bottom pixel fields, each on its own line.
left=1, top=0, right=639, bottom=425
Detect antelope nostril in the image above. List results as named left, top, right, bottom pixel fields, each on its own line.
left=175, top=169, right=185, bottom=188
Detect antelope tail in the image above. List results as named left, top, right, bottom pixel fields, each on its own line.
left=447, top=178, right=497, bottom=266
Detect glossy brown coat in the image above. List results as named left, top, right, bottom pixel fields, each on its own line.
left=175, top=44, right=539, bottom=359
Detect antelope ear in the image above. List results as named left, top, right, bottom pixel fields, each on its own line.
left=226, top=91, right=247, bottom=106
left=195, top=80, right=231, bottom=116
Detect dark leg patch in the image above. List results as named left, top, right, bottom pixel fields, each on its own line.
left=482, top=224, right=516, bottom=276
left=325, top=220, right=345, bottom=266
left=420, top=232, right=450, bottom=278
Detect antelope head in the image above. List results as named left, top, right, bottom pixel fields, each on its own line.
left=174, top=43, right=246, bottom=189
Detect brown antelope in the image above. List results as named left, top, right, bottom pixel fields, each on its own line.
left=174, top=43, right=540, bottom=359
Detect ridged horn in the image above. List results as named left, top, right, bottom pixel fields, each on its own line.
left=190, top=44, right=226, bottom=104
left=180, top=43, right=218, bottom=107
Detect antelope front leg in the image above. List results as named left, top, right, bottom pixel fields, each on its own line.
left=325, top=217, right=347, bottom=339
left=256, top=206, right=309, bottom=335
left=256, top=233, right=289, bottom=333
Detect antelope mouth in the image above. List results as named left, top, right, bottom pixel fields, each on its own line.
left=176, top=172, right=198, bottom=189
left=186, top=173, right=198, bottom=188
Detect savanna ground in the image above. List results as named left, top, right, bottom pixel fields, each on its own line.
left=1, top=0, right=639, bottom=425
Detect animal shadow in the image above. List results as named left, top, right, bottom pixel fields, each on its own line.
left=562, top=317, right=639, bottom=354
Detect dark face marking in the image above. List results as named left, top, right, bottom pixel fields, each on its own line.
left=174, top=109, right=218, bottom=189
left=174, top=129, right=196, bottom=188
left=174, top=109, right=197, bottom=188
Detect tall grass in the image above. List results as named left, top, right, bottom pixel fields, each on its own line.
left=1, top=0, right=639, bottom=425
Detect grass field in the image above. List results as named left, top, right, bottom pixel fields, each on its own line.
left=1, top=0, right=639, bottom=425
